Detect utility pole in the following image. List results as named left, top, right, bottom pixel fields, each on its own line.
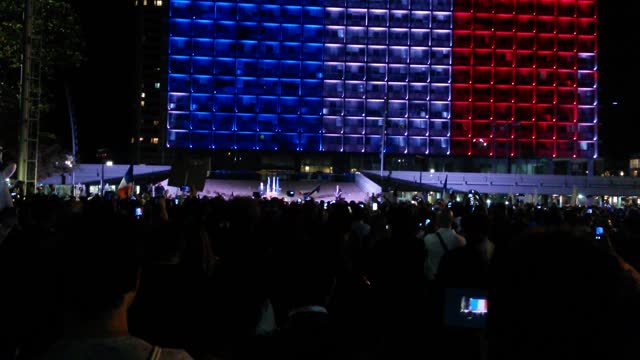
left=17, top=0, right=41, bottom=193
left=17, top=0, right=33, bottom=184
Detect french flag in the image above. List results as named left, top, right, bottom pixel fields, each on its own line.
left=117, top=164, right=134, bottom=200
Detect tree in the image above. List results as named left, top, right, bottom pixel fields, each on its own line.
left=0, top=0, right=85, bottom=154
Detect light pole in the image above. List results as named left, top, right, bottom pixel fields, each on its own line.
left=65, top=83, right=78, bottom=195
left=64, top=156, right=74, bottom=196
left=100, top=160, right=113, bottom=196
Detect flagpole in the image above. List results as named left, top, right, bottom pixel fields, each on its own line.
left=380, top=94, right=387, bottom=180
left=441, top=173, right=448, bottom=202
left=100, top=163, right=104, bottom=196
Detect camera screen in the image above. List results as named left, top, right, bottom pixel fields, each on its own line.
left=595, top=226, right=604, bottom=237
left=443, top=288, right=488, bottom=329
left=135, top=208, right=143, bottom=217
left=465, top=298, right=488, bottom=314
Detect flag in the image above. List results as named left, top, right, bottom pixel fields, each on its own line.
left=441, top=174, right=448, bottom=201
left=117, top=164, right=134, bottom=199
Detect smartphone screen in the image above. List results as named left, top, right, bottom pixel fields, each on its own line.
left=135, top=207, right=143, bottom=218
left=372, top=203, right=378, bottom=211
left=595, top=226, right=604, bottom=239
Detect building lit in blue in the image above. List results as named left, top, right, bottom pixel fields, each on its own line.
left=167, top=0, right=454, bottom=155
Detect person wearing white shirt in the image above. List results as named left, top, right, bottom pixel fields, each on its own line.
left=423, top=208, right=466, bottom=281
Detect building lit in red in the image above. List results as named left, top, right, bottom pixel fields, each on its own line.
left=450, top=0, right=597, bottom=159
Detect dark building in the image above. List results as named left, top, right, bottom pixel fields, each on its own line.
left=133, top=0, right=169, bottom=164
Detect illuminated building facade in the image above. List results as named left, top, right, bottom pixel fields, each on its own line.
left=450, top=0, right=597, bottom=159
left=166, top=0, right=597, bottom=163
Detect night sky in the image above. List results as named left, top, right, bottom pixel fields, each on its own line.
left=48, top=0, right=136, bottom=162
left=595, top=2, right=638, bottom=159
left=52, top=1, right=638, bottom=163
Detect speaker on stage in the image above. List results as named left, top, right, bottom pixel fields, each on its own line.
left=168, top=153, right=209, bottom=192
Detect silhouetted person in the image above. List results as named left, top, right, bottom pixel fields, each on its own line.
left=277, top=256, right=336, bottom=360
left=423, top=208, right=466, bottom=281
left=488, top=226, right=640, bottom=360
left=42, top=212, right=193, bottom=359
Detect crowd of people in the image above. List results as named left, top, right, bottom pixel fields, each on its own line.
left=1, top=185, right=640, bottom=359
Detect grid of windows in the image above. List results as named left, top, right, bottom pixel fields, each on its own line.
left=450, top=0, right=597, bottom=158
left=167, top=0, right=454, bottom=154
left=166, top=0, right=597, bottom=159
left=167, top=1, right=324, bottom=151
left=322, top=1, right=453, bottom=154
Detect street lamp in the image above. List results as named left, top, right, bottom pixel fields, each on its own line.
left=100, top=160, right=113, bottom=196
left=64, top=155, right=75, bottom=196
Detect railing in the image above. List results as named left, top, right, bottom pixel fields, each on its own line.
left=361, top=170, right=640, bottom=196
